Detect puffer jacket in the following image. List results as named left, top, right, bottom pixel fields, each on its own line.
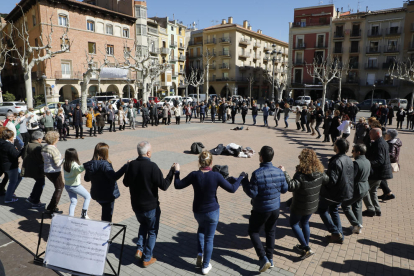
left=367, top=137, right=393, bottom=180
left=0, top=139, right=21, bottom=171
left=21, top=140, right=44, bottom=179
left=284, top=171, right=329, bottom=216
left=83, top=160, right=127, bottom=202
left=320, top=154, right=354, bottom=202
left=242, top=162, right=288, bottom=212
left=388, top=138, right=402, bottom=164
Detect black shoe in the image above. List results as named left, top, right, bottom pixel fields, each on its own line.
left=378, top=194, right=385, bottom=200
left=316, top=136, right=321, bottom=139
left=362, top=210, right=375, bottom=217
left=376, top=211, right=382, bottom=216
left=383, top=194, right=395, bottom=201
left=63, top=138, right=67, bottom=141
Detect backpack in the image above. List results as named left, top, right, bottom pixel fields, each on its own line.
left=213, top=165, right=229, bottom=179
left=191, top=142, right=205, bottom=154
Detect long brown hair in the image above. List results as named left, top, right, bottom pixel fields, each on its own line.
left=64, top=148, right=81, bottom=172
left=296, top=149, right=324, bottom=175
left=92, top=142, right=111, bottom=163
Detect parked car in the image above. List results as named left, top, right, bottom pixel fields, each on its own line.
left=295, top=96, right=311, bottom=106
left=0, top=101, right=27, bottom=115
left=209, top=94, right=219, bottom=100
left=34, top=102, right=64, bottom=115
left=69, top=98, right=97, bottom=109
left=231, top=95, right=243, bottom=102
left=348, top=99, right=359, bottom=104
left=356, top=98, right=387, bottom=110
left=108, top=98, right=131, bottom=112
left=92, top=96, right=118, bottom=104
left=388, top=98, right=408, bottom=111
left=182, top=97, right=194, bottom=103
left=157, top=96, right=183, bottom=108
left=148, top=97, right=160, bottom=103
left=188, top=93, right=206, bottom=102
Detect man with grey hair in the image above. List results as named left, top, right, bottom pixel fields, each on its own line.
left=123, top=141, right=175, bottom=268
left=21, top=131, right=47, bottom=208
left=362, top=128, right=393, bottom=217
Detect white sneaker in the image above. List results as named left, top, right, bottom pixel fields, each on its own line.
left=350, top=225, right=362, bottom=234
left=202, top=263, right=212, bottom=275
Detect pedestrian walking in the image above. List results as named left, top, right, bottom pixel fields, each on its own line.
left=329, top=110, right=341, bottom=145
left=273, top=104, right=281, bottom=127
left=262, top=104, right=269, bottom=127
left=63, top=148, right=91, bottom=218
left=107, top=105, right=116, bottom=132
left=283, top=104, right=290, bottom=128
left=118, top=107, right=126, bottom=131
left=141, top=103, right=150, bottom=128
left=96, top=106, right=106, bottom=134
left=294, top=107, right=301, bottom=130
left=338, top=114, right=351, bottom=139
left=231, top=102, right=237, bottom=124
left=56, top=108, right=67, bottom=141
left=251, top=103, right=258, bottom=125
left=127, top=104, right=137, bottom=130
left=396, top=107, right=406, bottom=129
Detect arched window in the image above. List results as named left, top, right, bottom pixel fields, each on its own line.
left=123, top=28, right=129, bottom=38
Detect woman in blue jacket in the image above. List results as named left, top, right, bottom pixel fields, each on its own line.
left=174, top=151, right=246, bottom=275
left=84, top=142, right=127, bottom=222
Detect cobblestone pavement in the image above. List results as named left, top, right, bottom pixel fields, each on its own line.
left=1, top=112, right=414, bottom=276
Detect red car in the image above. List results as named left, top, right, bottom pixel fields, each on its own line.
left=140, top=97, right=160, bottom=105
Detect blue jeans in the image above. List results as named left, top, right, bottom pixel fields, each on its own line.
left=263, top=115, right=268, bottom=126
left=284, top=115, right=289, bottom=127
left=253, top=115, right=257, bottom=125
left=65, top=185, right=91, bottom=216
left=135, top=207, right=161, bottom=262
left=30, top=178, right=45, bottom=203
left=5, top=168, right=22, bottom=202
left=194, top=208, right=220, bottom=269
left=318, top=197, right=343, bottom=237
left=290, top=213, right=312, bottom=248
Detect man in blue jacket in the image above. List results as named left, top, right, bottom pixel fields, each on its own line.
left=242, top=146, right=288, bottom=273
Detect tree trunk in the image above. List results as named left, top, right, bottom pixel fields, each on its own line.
left=411, top=89, right=414, bottom=110
left=321, top=84, right=327, bottom=112
left=338, top=74, right=342, bottom=101
left=142, top=78, right=148, bottom=102
left=196, top=86, right=200, bottom=103
left=24, top=70, right=34, bottom=108
left=206, top=65, right=209, bottom=100
left=81, top=74, right=91, bottom=113
left=249, top=82, right=252, bottom=102
left=185, top=86, right=188, bottom=97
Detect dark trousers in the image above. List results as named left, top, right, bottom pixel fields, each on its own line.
left=21, top=132, right=30, bottom=146
left=97, top=201, right=115, bottom=222
left=45, top=172, right=64, bottom=211
left=175, top=116, right=180, bottom=124
left=200, top=113, right=205, bottom=123
left=89, top=121, right=96, bottom=136
left=98, top=126, right=104, bottom=134
left=397, top=121, right=403, bottom=129
left=0, top=173, right=9, bottom=193
left=58, top=128, right=66, bottom=139
left=45, top=127, right=54, bottom=133
left=306, top=122, right=311, bottom=132
left=186, top=115, right=192, bottom=122
left=248, top=209, right=280, bottom=260
left=30, top=178, right=45, bottom=204
left=211, top=113, right=216, bottom=123
left=324, top=134, right=330, bottom=142
left=330, top=134, right=338, bottom=144
left=142, top=116, right=149, bottom=128
left=318, top=197, right=343, bottom=237
left=119, top=121, right=125, bottom=130
left=242, top=114, right=246, bottom=124
left=75, top=125, right=83, bottom=138
left=151, top=116, right=158, bottom=126
left=315, top=121, right=322, bottom=137
left=108, top=120, right=116, bottom=132
left=380, top=179, right=392, bottom=194
left=388, top=117, right=393, bottom=125
left=296, top=122, right=301, bottom=130
left=231, top=113, right=236, bottom=124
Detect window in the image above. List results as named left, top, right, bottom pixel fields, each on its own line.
left=106, top=45, right=114, bottom=55
left=87, top=20, right=95, bottom=32
left=371, top=24, right=379, bottom=35
left=316, top=34, right=324, bottom=47
left=387, top=40, right=397, bottom=51
left=58, top=14, right=68, bottom=26
left=136, top=24, right=147, bottom=36
left=135, top=7, right=147, bottom=19
left=171, top=26, right=174, bottom=31
left=35, top=38, right=38, bottom=47
left=390, top=22, right=399, bottom=34
left=295, top=52, right=303, bottom=63
left=61, top=62, right=71, bottom=79
left=88, top=42, right=96, bottom=54
left=294, top=69, right=302, bottom=83
left=367, top=73, right=375, bottom=85
left=32, top=15, right=36, bottom=26
left=123, top=28, right=129, bottom=38
left=106, top=24, right=113, bottom=35
left=351, top=41, right=359, bottom=52
left=314, top=51, right=324, bottom=62
left=368, top=57, right=378, bottom=68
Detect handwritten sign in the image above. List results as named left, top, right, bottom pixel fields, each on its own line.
left=44, top=214, right=111, bottom=276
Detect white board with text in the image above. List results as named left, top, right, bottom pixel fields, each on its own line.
left=44, top=214, right=112, bottom=276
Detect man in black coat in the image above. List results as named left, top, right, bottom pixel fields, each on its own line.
left=72, top=104, right=84, bottom=139
left=362, top=128, right=393, bottom=217
left=150, top=101, right=158, bottom=126
left=318, top=138, right=354, bottom=244
left=62, top=99, right=73, bottom=135
left=123, top=141, right=175, bottom=267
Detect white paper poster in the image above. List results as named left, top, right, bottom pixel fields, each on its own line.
left=44, top=214, right=112, bottom=276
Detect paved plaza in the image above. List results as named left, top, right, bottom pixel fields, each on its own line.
left=1, top=112, right=414, bottom=276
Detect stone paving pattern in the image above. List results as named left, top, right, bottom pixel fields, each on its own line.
left=1, top=112, right=414, bottom=276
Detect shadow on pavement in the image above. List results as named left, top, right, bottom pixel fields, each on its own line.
left=320, top=260, right=412, bottom=275
left=357, top=239, right=414, bottom=260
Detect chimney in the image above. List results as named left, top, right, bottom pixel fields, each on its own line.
left=243, top=20, right=248, bottom=28
left=257, top=29, right=262, bottom=34
left=222, top=19, right=227, bottom=25
left=228, top=16, right=233, bottom=24
left=248, top=26, right=252, bottom=30
left=366, top=6, right=368, bottom=12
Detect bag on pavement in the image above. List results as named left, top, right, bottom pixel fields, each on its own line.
left=191, top=142, right=205, bottom=154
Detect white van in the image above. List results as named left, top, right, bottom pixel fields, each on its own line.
left=157, top=96, right=183, bottom=108
left=188, top=93, right=206, bottom=102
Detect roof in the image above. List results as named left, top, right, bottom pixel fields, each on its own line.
left=204, top=23, right=288, bottom=46
left=365, top=7, right=406, bottom=16
left=6, top=0, right=136, bottom=23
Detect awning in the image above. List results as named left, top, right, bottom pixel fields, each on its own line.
left=99, top=68, right=128, bottom=79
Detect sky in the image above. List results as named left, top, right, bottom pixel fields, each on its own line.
left=0, top=0, right=405, bottom=42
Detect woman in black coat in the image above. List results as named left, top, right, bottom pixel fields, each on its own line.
left=396, top=107, right=406, bottom=129
left=322, top=110, right=333, bottom=142
left=96, top=107, right=106, bottom=134
left=300, top=107, right=308, bottom=132
left=329, top=110, right=341, bottom=145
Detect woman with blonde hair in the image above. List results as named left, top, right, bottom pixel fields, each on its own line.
left=280, top=149, right=328, bottom=260
left=86, top=107, right=99, bottom=137
left=173, top=151, right=246, bottom=274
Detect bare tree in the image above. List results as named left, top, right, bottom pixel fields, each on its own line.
left=263, top=65, right=288, bottom=102
left=334, top=61, right=350, bottom=101
left=204, top=51, right=215, bottom=100
left=389, top=59, right=414, bottom=108
left=181, top=70, right=191, bottom=97
left=246, top=73, right=255, bottom=103
left=5, top=9, right=71, bottom=108
left=147, top=60, right=169, bottom=98
left=188, top=67, right=205, bottom=102
left=306, top=56, right=341, bottom=111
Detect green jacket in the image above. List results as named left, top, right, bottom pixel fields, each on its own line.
left=41, top=115, right=54, bottom=128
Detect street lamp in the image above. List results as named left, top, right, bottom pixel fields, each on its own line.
left=371, top=84, right=376, bottom=106
left=41, top=74, right=47, bottom=105
left=267, top=44, right=281, bottom=102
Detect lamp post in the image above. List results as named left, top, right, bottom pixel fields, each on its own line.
left=268, top=44, right=281, bottom=102
left=41, top=74, right=47, bottom=105
left=371, top=84, right=376, bottom=106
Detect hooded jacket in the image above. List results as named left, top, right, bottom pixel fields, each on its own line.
left=387, top=138, right=402, bottom=164
left=83, top=160, right=127, bottom=202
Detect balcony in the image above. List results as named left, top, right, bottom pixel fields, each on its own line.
left=367, top=29, right=382, bottom=37
left=149, top=48, right=159, bottom=55
left=384, top=46, right=399, bottom=53
left=350, top=29, right=361, bottom=38
left=55, top=71, right=82, bottom=79
left=239, top=38, right=251, bottom=46
left=178, top=55, right=186, bottom=61
left=208, top=65, right=216, bottom=70
left=219, top=63, right=230, bottom=70
left=375, top=79, right=395, bottom=86
left=204, top=39, right=216, bottom=45
left=189, top=54, right=203, bottom=59
left=294, top=60, right=305, bottom=66
left=170, top=41, right=177, bottom=48
left=148, top=27, right=158, bottom=35
left=253, top=53, right=261, bottom=60
left=315, top=43, right=326, bottom=48
left=239, top=66, right=251, bottom=71
left=333, top=31, right=344, bottom=39
left=365, top=63, right=379, bottom=70
left=382, top=62, right=396, bottom=70
left=349, top=46, right=359, bottom=53
left=160, top=47, right=169, bottom=55
left=169, top=56, right=178, bottom=62
left=188, top=41, right=203, bottom=46
left=253, top=42, right=261, bottom=48
left=349, top=62, right=359, bottom=69
left=239, top=52, right=250, bottom=58
left=178, top=44, right=185, bottom=50
left=178, top=70, right=185, bottom=75
left=219, top=50, right=231, bottom=57
left=333, top=47, right=343, bottom=54
left=31, top=71, right=42, bottom=80
left=291, top=21, right=330, bottom=28
left=294, top=43, right=306, bottom=49
left=345, top=78, right=360, bottom=85
left=263, top=57, right=269, bottom=63
left=264, top=45, right=272, bottom=51
left=366, top=46, right=381, bottom=54
left=385, top=27, right=402, bottom=36
left=172, top=72, right=178, bottom=78
left=220, top=37, right=231, bottom=44
left=214, top=77, right=234, bottom=82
